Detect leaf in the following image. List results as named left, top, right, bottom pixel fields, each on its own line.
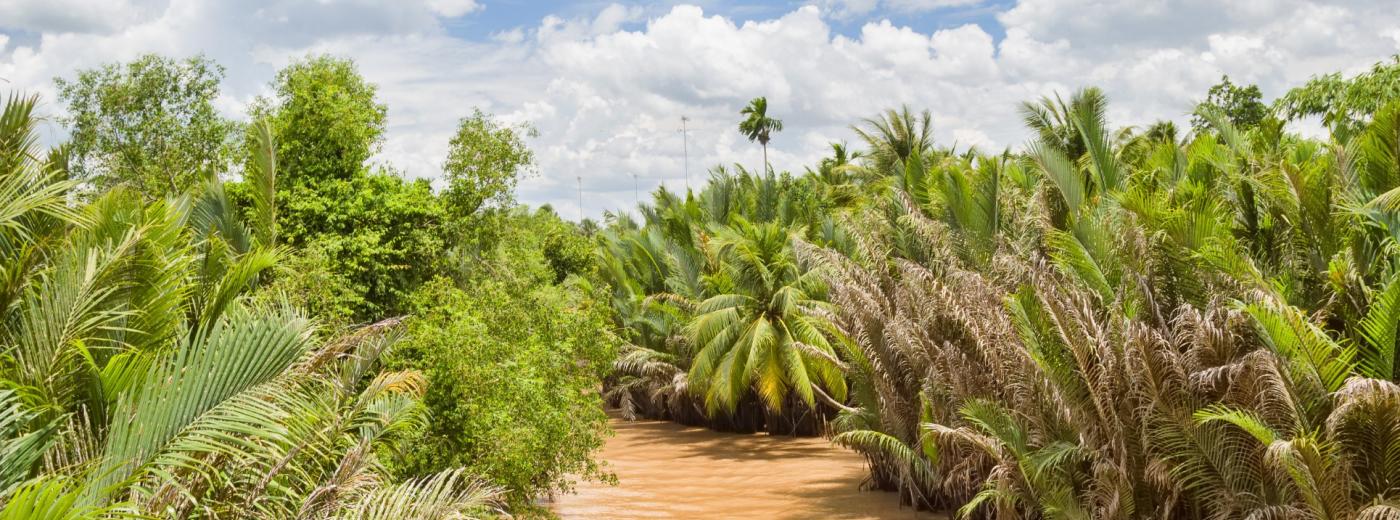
left=247, top=119, right=278, bottom=247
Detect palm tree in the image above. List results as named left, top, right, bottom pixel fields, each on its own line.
left=686, top=218, right=845, bottom=431
left=853, top=105, right=933, bottom=175
left=738, top=97, right=783, bottom=174
left=598, top=60, right=1400, bottom=518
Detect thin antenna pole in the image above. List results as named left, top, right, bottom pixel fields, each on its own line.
left=576, top=175, right=583, bottom=222
left=680, top=116, right=691, bottom=193
left=633, top=173, right=639, bottom=206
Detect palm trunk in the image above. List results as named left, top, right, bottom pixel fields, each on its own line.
left=762, top=143, right=769, bottom=173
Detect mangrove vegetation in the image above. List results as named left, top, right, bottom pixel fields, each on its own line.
left=6, top=41, right=1400, bottom=519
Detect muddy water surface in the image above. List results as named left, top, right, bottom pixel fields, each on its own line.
left=550, top=414, right=943, bottom=519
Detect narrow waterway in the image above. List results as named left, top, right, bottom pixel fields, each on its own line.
left=550, top=413, right=943, bottom=519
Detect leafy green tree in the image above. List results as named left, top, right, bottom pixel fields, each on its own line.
left=1190, top=75, right=1268, bottom=132
left=241, top=56, right=441, bottom=321
left=542, top=220, right=595, bottom=284
left=1276, top=55, right=1400, bottom=134
left=249, top=54, right=387, bottom=186
left=386, top=209, right=617, bottom=507
left=55, top=54, right=235, bottom=197
left=442, top=109, right=536, bottom=220
left=738, top=96, right=783, bottom=173
left=256, top=172, right=446, bottom=322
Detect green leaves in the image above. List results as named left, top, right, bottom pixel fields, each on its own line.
left=1244, top=300, right=1355, bottom=395
left=1028, top=139, right=1085, bottom=216
left=253, top=54, right=386, bottom=186
left=339, top=468, right=500, bottom=520
left=441, top=109, right=534, bottom=220
left=55, top=54, right=236, bottom=198
left=739, top=97, right=784, bottom=172
left=684, top=220, right=841, bottom=418
left=246, top=119, right=278, bottom=248
left=1357, top=272, right=1400, bottom=381
left=738, top=96, right=783, bottom=147
left=95, top=307, right=313, bottom=496
left=0, top=389, right=55, bottom=495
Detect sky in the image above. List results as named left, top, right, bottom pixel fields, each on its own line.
left=2, top=0, right=1399, bottom=220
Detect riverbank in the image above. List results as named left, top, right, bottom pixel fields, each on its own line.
left=549, top=414, right=943, bottom=519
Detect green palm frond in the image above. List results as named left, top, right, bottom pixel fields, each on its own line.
left=94, top=306, right=312, bottom=497
left=1357, top=272, right=1400, bottom=381
left=0, top=389, right=56, bottom=494
left=832, top=429, right=937, bottom=488
left=1029, top=140, right=1086, bottom=217
left=246, top=119, right=278, bottom=247
left=1244, top=300, right=1355, bottom=395
left=0, top=476, right=133, bottom=520
left=337, top=468, right=501, bottom=520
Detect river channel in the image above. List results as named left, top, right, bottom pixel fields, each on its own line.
left=550, top=414, right=943, bottom=519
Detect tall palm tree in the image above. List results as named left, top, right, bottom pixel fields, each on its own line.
left=738, top=97, right=783, bottom=174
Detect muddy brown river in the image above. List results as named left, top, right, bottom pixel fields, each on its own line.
left=549, top=415, right=943, bottom=519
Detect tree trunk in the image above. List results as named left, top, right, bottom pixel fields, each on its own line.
left=762, top=143, right=769, bottom=173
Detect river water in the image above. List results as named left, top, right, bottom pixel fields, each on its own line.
left=549, top=414, right=942, bottom=519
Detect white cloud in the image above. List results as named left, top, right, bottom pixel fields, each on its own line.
left=818, top=0, right=982, bottom=20
left=885, top=0, right=984, bottom=12
left=426, top=0, right=481, bottom=18
left=3, top=1, right=1400, bottom=220
left=0, top=0, right=168, bottom=34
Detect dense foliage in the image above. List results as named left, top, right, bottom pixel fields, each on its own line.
left=0, top=94, right=499, bottom=518
left=26, top=39, right=1400, bottom=520
left=599, top=57, right=1400, bottom=518
left=237, top=55, right=443, bottom=322
left=386, top=208, right=615, bottom=507
left=2, top=52, right=617, bottom=517
left=1276, top=56, right=1400, bottom=136
left=56, top=54, right=236, bottom=198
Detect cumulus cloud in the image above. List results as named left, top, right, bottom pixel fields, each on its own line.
left=0, top=0, right=169, bottom=34
left=2, top=0, right=1400, bottom=219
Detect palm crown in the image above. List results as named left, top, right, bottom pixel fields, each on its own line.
left=738, top=97, right=783, bottom=173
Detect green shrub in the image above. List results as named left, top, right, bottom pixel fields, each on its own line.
left=385, top=274, right=617, bottom=507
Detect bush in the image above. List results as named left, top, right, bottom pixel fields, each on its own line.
left=384, top=271, right=617, bottom=506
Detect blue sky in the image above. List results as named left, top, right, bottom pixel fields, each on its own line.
left=2, top=0, right=1398, bottom=219
left=446, top=1, right=1017, bottom=42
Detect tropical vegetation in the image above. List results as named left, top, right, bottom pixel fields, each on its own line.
left=0, top=52, right=616, bottom=518
left=14, top=39, right=1400, bottom=520
left=598, top=58, right=1400, bottom=518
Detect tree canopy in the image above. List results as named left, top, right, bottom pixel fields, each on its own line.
left=249, top=54, right=387, bottom=186
left=442, top=109, right=536, bottom=220
left=56, top=54, right=235, bottom=198
left=1191, top=75, right=1268, bottom=131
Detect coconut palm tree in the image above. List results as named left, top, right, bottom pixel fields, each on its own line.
left=686, top=218, right=846, bottom=432
left=738, top=97, right=783, bottom=174
left=853, top=105, right=933, bottom=176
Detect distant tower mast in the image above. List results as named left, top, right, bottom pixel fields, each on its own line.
left=680, top=116, right=691, bottom=192
left=576, top=175, right=583, bottom=222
